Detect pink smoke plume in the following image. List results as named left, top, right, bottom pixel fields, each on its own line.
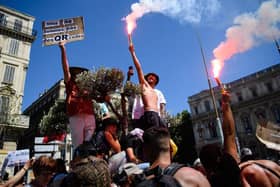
left=124, top=0, right=221, bottom=34
left=213, top=0, right=280, bottom=62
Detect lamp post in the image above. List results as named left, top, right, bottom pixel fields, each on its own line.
left=195, top=32, right=224, bottom=146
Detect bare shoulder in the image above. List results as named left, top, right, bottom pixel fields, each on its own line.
left=174, top=167, right=210, bottom=187
left=240, top=160, right=280, bottom=187
left=241, top=160, right=280, bottom=173
left=257, top=160, right=280, bottom=169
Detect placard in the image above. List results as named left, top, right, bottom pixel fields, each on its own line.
left=42, top=16, right=84, bottom=46
left=6, top=149, right=29, bottom=167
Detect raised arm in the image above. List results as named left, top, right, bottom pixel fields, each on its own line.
left=221, top=90, right=240, bottom=163
left=104, top=131, right=121, bottom=153
left=3, top=158, right=34, bottom=187
left=59, top=42, right=71, bottom=83
left=128, top=44, right=147, bottom=85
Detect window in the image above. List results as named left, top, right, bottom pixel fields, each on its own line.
left=271, top=105, right=280, bottom=124
left=204, top=100, right=211, bottom=112
left=197, top=124, right=204, bottom=138
left=208, top=121, right=217, bottom=137
left=255, top=109, right=267, bottom=126
left=265, top=82, right=273, bottom=92
left=0, top=96, right=9, bottom=114
left=237, top=92, right=243, bottom=102
left=194, top=106, right=198, bottom=115
left=250, top=87, right=258, bottom=97
left=0, top=13, right=7, bottom=26
left=9, top=39, right=19, bottom=56
left=241, top=114, right=252, bottom=134
left=3, top=64, right=16, bottom=84
left=14, top=19, right=22, bottom=32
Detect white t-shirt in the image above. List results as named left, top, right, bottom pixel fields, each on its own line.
left=132, top=89, right=166, bottom=119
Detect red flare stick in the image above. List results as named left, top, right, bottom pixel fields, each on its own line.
left=215, top=77, right=225, bottom=92
left=128, top=34, right=133, bottom=46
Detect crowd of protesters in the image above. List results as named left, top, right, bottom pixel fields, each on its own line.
left=0, top=41, right=279, bottom=187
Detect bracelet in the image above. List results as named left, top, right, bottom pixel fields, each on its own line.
left=22, top=167, right=28, bottom=171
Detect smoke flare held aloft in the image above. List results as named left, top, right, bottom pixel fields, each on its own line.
left=125, top=0, right=221, bottom=34
left=213, top=0, right=280, bottom=62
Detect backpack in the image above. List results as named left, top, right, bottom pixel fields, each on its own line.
left=134, top=163, right=184, bottom=187
left=90, top=130, right=110, bottom=156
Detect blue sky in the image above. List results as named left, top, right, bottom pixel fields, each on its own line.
left=2, top=0, right=280, bottom=115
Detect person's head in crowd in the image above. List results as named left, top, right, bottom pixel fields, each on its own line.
left=48, top=159, right=67, bottom=187
left=142, top=127, right=170, bottom=163
left=240, top=147, right=255, bottom=162
left=73, top=141, right=97, bottom=160
left=199, top=144, right=222, bottom=173
left=65, top=141, right=111, bottom=187
left=55, top=158, right=67, bottom=174
left=103, top=117, right=119, bottom=136
left=199, top=144, right=242, bottom=187
left=144, top=72, right=159, bottom=88
left=60, top=172, right=82, bottom=187
left=31, top=156, right=56, bottom=186
left=193, top=158, right=206, bottom=176
left=69, top=66, right=88, bottom=83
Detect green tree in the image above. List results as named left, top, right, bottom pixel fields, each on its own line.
left=39, top=100, right=69, bottom=136
left=168, top=110, right=198, bottom=165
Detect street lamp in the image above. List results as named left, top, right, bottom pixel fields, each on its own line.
left=195, top=32, right=224, bottom=146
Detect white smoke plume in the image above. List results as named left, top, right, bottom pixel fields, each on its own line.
left=126, top=0, right=221, bottom=31
left=214, top=0, right=280, bottom=62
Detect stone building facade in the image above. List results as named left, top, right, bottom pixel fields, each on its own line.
left=19, top=79, right=66, bottom=153
left=188, top=64, right=280, bottom=159
left=0, top=5, right=36, bottom=151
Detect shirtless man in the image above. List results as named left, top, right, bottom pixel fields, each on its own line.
left=221, top=91, right=280, bottom=187
left=217, top=90, right=280, bottom=187
left=239, top=159, right=280, bottom=187
left=128, top=44, right=166, bottom=130
left=142, top=127, right=211, bottom=187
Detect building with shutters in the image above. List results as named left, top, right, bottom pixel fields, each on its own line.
left=188, top=64, right=280, bottom=160
left=0, top=5, right=36, bottom=151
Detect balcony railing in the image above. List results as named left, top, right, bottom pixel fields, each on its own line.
left=0, top=114, right=30, bottom=128
left=0, top=19, right=37, bottom=42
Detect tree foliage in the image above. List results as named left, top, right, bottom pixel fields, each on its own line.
left=75, top=67, right=124, bottom=102
left=39, top=100, right=69, bottom=136
left=168, top=110, right=198, bottom=165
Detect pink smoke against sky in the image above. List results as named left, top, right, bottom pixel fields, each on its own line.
left=212, top=0, right=280, bottom=78
left=214, top=0, right=280, bottom=62
left=125, top=0, right=221, bottom=34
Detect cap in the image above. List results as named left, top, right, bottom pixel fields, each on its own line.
left=144, top=72, right=159, bottom=85
left=69, top=66, right=89, bottom=76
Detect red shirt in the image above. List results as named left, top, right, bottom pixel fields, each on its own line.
left=65, top=80, right=94, bottom=116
